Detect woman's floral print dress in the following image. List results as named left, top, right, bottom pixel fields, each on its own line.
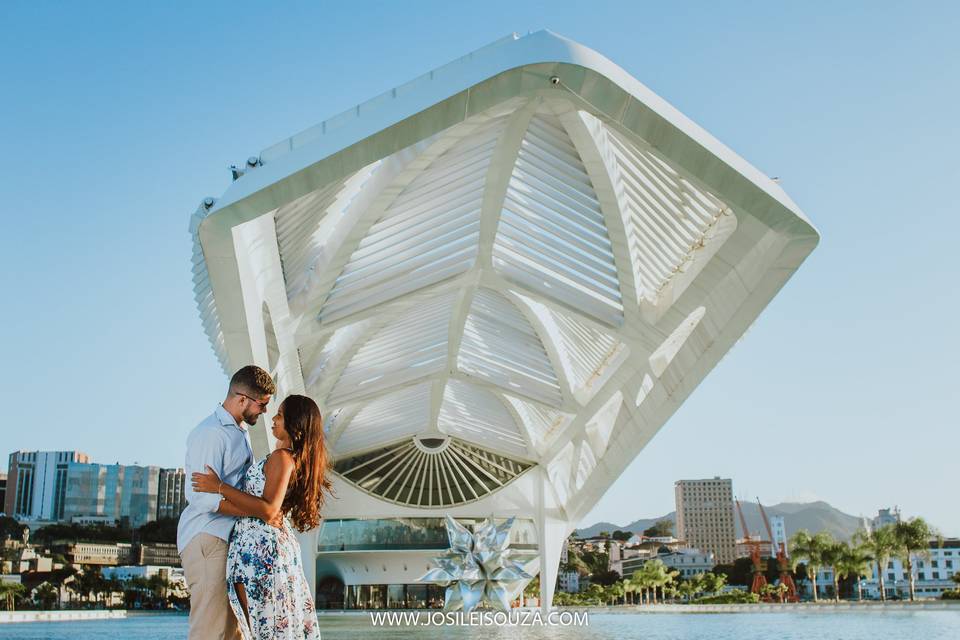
left=226, top=453, right=320, bottom=639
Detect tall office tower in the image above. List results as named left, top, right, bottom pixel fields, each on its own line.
left=63, top=462, right=161, bottom=528
left=0, top=473, right=6, bottom=512
left=157, top=468, right=187, bottom=520
left=675, top=477, right=736, bottom=565
left=5, top=450, right=91, bottom=520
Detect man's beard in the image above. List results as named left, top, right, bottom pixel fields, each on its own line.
left=243, top=413, right=260, bottom=427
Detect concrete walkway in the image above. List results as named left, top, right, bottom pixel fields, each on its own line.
left=0, top=610, right=127, bottom=624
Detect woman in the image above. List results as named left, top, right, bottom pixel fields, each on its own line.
left=192, top=394, right=333, bottom=639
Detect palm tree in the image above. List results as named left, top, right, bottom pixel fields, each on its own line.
left=34, top=582, right=59, bottom=610
left=609, top=581, right=625, bottom=606
left=835, top=542, right=874, bottom=602
left=893, top=517, right=936, bottom=602
left=584, top=583, right=604, bottom=606
left=854, top=525, right=896, bottom=601
left=623, top=573, right=640, bottom=605
left=642, top=560, right=668, bottom=604
left=820, top=541, right=848, bottom=601
left=0, top=582, right=26, bottom=611
left=790, top=530, right=834, bottom=602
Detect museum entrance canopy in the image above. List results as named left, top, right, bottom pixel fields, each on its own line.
left=190, top=30, right=817, bottom=530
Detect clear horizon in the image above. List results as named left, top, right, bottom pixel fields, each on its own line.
left=1, top=3, right=956, bottom=535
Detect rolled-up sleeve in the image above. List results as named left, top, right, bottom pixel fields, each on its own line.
left=184, top=427, right=225, bottom=514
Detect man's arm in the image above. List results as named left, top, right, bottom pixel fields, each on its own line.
left=184, top=428, right=228, bottom=514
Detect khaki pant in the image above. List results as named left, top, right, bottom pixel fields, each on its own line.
left=181, top=533, right=240, bottom=640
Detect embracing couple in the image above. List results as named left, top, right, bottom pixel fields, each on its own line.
left=176, top=365, right=333, bottom=639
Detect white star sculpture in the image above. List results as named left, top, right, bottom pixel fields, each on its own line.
left=418, top=515, right=534, bottom=612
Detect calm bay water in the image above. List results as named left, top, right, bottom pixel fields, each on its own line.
left=1, top=610, right=958, bottom=640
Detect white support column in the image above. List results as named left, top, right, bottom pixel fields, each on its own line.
left=536, top=467, right=568, bottom=613
left=296, top=527, right=320, bottom=599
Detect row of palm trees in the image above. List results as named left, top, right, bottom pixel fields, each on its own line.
left=552, top=559, right=730, bottom=606
left=0, top=569, right=176, bottom=611
left=789, top=517, right=936, bottom=602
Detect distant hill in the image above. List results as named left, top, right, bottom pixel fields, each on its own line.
left=575, top=501, right=864, bottom=541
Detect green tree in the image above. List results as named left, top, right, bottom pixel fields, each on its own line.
left=0, top=516, right=28, bottom=542
left=611, top=530, right=632, bottom=542
left=835, top=541, right=874, bottom=601
left=34, top=582, right=59, bottom=610
left=584, top=583, right=604, bottom=606
left=0, top=582, right=26, bottom=611
left=820, top=540, right=847, bottom=602
left=854, top=525, right=896, bottom=601
left=677, top=578, right=697, bottom=603
left=790, top=530, right=834, bottom=602
left=136, top=518, right=178, bottom=543
left=643, top=520, right=674, bottom=538
left=893, top=517, right=937, bottom=602
left=701, top=571, right=726, bottom=595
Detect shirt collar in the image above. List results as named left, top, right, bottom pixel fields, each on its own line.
left=216, top=404, right=248, bottom=433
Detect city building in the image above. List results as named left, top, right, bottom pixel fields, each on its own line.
left=860, top=538, right=959, bottom=600
left=872, top=507, right=901, bottom=531
left=0, top=472, right=6, bottom=512
left=62, top=462, right=161, bottom=528
left=675, top=478, right=737, bottom=565
left=62, top=541, right=134, bottom=566
left=137, top=542, right=181, bottom=567
left=622, top=548, right=715, bottom=579
left=103, top=564, right=187, bottom=595
left=769, top=515, right=788, bottom=555
left=735, top=538, right=773, bottom=559
left=157, top=468, right=187, bottom=520
left=187, top=31, right=817, bottom=609
left=607, top=540, right=654, bottom=576
left=557, top=570, right=580, bottom=593
left=4, top=451, right=90, bottom=520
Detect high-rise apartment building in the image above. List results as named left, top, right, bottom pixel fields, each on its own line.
left=675, top=477, right=736, bottom=565
left=157, top=468, right=187, bottom=520
left=5, top=451, right=90, bottom=520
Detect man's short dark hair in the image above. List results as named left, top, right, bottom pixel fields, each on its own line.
left=229, top=365, right=276, bottom=397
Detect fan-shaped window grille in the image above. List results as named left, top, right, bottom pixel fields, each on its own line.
left=334, top=436, right=532, bottom=507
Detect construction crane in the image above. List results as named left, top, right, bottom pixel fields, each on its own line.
left=735, top=498, right=767, bottom=596
left=757, top=499, right=798, bottom=602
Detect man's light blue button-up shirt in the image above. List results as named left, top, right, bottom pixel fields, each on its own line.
left=176, top=405, right=256, bottom=553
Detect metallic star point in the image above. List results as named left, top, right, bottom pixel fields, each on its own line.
left=418, top=515, right=533, bottom=612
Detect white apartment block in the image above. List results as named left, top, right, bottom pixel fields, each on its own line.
left=622, top=548, right=715, bottom=579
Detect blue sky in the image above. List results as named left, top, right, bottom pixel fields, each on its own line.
left=1, top=2, right=957, bottom=534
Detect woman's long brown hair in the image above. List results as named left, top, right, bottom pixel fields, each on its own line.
left=278, top=394, right=333, bottom=531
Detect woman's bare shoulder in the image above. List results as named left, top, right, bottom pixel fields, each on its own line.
left=264, top=448, right=295, bottom=472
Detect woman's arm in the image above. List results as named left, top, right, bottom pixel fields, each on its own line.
left=193, top=452, right=295, bottom=522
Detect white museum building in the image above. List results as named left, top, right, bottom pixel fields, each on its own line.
left=188, top=31, right=818, bottom=610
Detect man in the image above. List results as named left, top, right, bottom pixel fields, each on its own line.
left=177, top=365, right=276, bottom=640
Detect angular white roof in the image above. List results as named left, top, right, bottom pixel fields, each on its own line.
left=190, top=30, right=817, bottom=519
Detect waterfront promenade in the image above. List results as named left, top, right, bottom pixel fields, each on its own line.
left=1, top=608, right=959, bottom=640
left=0, top=610, right=126, bottom=624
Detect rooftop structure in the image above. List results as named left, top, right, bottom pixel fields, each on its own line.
left=189, top=31, right=818, bottom=609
